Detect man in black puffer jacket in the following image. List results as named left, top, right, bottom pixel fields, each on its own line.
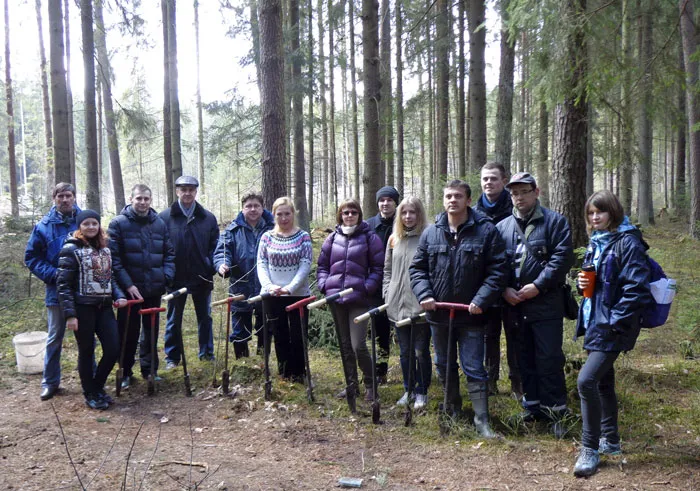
left=365, top=185, right=399, bottom=382
left=109, top=184, right=175, bottom=389
left=496, top=172, right=574, bottom=433
left=160, top=176, right=219, bottom=366
left=410, top=180, right=508, bottom=438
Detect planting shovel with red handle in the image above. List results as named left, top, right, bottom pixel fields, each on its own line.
left=286, top=295, right=318, bottom=403
left=113, top=298, right=144, bottom=397
left=308, top=288, right=355, bottom=412
left=354, top=303, right=388, bottom=425
left=212, top=294, right=246, bottom=394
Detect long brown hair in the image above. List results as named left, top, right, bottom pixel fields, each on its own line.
left=584, top=190, right=625, bottom=234
left=73, top=227, right=109, bottom=249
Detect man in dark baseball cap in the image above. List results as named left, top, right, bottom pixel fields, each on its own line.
left=160, top=175, right=220, bottom=367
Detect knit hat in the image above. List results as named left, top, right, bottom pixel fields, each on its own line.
left=376, top=186, right=400, bottom=205
left=76, top=209, right=101, bottom=226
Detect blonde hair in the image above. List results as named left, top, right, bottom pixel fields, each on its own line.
left=391, top=196, right=427, bottom=245
left=272, top=196, right=296, bottom=233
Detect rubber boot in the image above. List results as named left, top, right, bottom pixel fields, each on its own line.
left=468, top=382, right=497, bottom=439
left=233, top=341, right=249, bottom=359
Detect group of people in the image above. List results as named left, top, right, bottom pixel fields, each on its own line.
left=25, top=163, right=653, bottom=478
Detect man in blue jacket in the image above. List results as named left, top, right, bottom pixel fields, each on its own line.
left=108, top=184, right=175, bottom=389
left=410, top=179, right=508, bottom=438
left=25, top=182, right=81, bottom=401
left=496, top=172, right=574, bottom=435
left=160, top=176, right=219, bottom=366
left=214, top=192, right=274, bottom=358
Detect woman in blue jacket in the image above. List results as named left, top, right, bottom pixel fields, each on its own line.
left=573, top=190, right=651, bottom=477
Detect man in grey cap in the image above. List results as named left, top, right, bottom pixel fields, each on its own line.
left=496, top=172, right=574, bottom=435
left=159, top=176, right=220, bottom=366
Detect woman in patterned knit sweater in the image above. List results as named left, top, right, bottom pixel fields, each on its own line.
left=257, top=197, right=313, bottom=381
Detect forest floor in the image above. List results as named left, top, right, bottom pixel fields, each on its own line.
left=0, top=218, right=699, bottom=490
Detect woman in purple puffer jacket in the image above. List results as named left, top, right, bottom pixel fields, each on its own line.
left=317, top=198, right=385, bottom=402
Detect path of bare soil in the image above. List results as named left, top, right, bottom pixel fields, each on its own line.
left=1, top=364, right=698, bottom=491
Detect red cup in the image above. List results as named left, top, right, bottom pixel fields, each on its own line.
left=581, top=263, right=596, bottom=298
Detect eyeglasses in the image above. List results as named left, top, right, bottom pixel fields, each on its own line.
left=510, top=189, right=534, bottom=198
left=342, top=210, right=359, bottom=216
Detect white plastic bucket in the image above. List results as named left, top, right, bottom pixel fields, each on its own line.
left=12, top=331, right=48, bottom=374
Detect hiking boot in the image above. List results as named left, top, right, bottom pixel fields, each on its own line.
left=97, top=389, right=114, bottom=406
left=85, top=393, right=109, bottom=410
left=599, top=437, right=622, bottom=456
left=573, top=447, right=600, bottom=477
left=233, top=342, right=250, bottom=359
left=364, top=388, right=376, bottom=402
left=413, top=394, right=428, bottom=410
left=396, top=391, right=413, bottom=406
left=336, top=386, right=361, bottom=399
left=165, top=360, right=179, bottom=370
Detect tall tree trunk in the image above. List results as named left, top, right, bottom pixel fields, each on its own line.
left=167, top=0, right=183, bottom=200
left=395, top=0, right=404, bottom=195
left=317, top=0, right=328, bottom=212
left=81, top=0, right=100, bottom=213
left=680, top=0, right=700, bottom=237
left=435, top=0, right=449, bottom=178
left=49, top=0, right=70, bottom=185
left=307, top=0, right=314, bottom=220
left=675, top=40, right=687, bottom=213
left=328, top=0, right=338, bottom=206
left=36, top=0, right=53, bottom=199
left=619, top=0, right=633, bottom=214
left=250, top=0, right=262, bottom=93
left=259, top=0, right=287, bottom=207
left=194, top=0, right=205, bottom=196
left=95, top=0, right=125, bottom=212
left=537, top=101, right=549, bottom=207
left=586, top=103, right=594, bottom=197
left=161, top=0, right=173, bottom=201
left=551, top=0, right=588, bottom=248
left=468, top=0, right=487, bottom=171
left=380, top=0, right=393, bottom=185
left=457, top=0, right=466, bottom=177
left=495, top=0, right=515, bottom=174
left=426, top=15, right=435, bottom=211
left=362, top=0, right=381, bottom=214
left=349, top=0, right=360, bottom=199
left=291, top=0, right=310, bottom=229
left=637, top=0, right=654, bottom=226
left=64, top=0, right=76, bottom=185
left=4, top=0, right=18, bottom=217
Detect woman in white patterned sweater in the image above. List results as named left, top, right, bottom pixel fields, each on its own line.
left=257, top=197, right=313, bottom=381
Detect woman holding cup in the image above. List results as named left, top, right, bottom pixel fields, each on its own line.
left=573, top=190, right=651, bottom=477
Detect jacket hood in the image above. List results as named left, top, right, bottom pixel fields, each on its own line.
left=41, top=205, right=82, bottom=225
left=228, top=209, right=274, bottom=232
left=120, top=204, right=158, bottom=222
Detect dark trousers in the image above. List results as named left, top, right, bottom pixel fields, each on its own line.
left=518, top=316, right=568, bottom=414
left=373, top=311, right=391, bottom=377
left=164, top=289, right=213, bottom=361
left=262, top=296, right=306, bottom=380
left=484, top=307, right=521, bottom=385
left=230, top=309, right=264, bottom=357
left=118, top=295, right=161, bottom=378
left=73, top=304, right=119, bottom=395
left=578, top=350, right=620, bottom=449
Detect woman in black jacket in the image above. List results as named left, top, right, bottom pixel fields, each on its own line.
left=57, top=210, right=127, bottom=410
left=573, top=191, right=651, bottom=477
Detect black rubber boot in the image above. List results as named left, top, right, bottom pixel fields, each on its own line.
left=233, top=341, right=249, bottom=359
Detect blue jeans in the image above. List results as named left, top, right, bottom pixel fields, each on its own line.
left=164, top=289, right=214, bottom=361
left=578, top=350, right=620, bottom=450
left=42, top=306, right=66, bottom=389
left=431, top=323, right=487, bottom=408
left=395, top=322, right=432, bottom=395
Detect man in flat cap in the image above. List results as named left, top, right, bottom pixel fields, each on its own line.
left=160, top=176, right=219, bottom=367
left=496, top=172, right=574, bottom=435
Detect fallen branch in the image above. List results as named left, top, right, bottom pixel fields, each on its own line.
left=51, top=402, right=86, bottom=491
left=152, top=461, right=209, bottom=471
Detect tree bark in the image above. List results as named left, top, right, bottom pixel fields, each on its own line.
left=675, top=40, right=686, bottom=213
left=194, top=0, right=205, bottom=196
left=259, top=0, right=287, bottom=207
left=435, top=0, right=449, bottom=178
left=619, top=0, right=633, bottom=214
left=95, top=0, right=125, bottom=212
left=680, top=0, right=700, bottom=237
left=495, top=0, right=515, bottom=175
left=48, top=0, right=70, bottom=185
left=291, top=0, right=310, bottom=229
left=81, top=0, right=101, bottom=213
left=161, top=0, right=173, bottom=202
left=637, top=0, right=654, bottom=226
left=362, top=0, right=381, bottom=214
left=64, top=0, right=76, bottom=185
left=395, top=0, right=405, bottom=195
left=537, top=101, right=549, bottom=207
left=457, top=0, right=466, bottom=177
left=35, top=0, right=53, bottom=200
left=317, top=0, right=328, bottom=213
left=468, top=0, right=487, bottom=172
left=380, top=0, right=393, bottom=185
left=307, top=0, right=314, bottom=220
left=349, top=0, right=360, bottom=199
left=4, top=0, right=18, bottom=217
left=328, top=0, right=338, bottom=206
left=167, top=0, right=183, bottom=200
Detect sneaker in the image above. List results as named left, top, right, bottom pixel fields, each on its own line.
left=413, top=394, right=428, bottom=410
left=85, top=393, right=109, bottom=410
left=165, top=360, right=179, bottom=370
left=121, top=376, right=132, bottom=390
left=97, top=390, right=114, bottom=406
left=599, top=437, right=622, bottom=456
left=573, top=447, right=600, bottom=477
left=396, top=392, right=413, bottom=406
